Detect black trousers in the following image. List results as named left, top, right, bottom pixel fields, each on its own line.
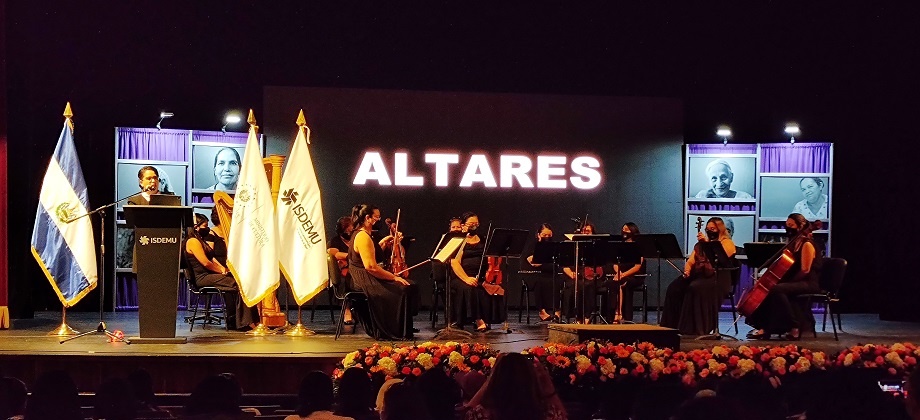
left=745, top=280, right=820, bottom=334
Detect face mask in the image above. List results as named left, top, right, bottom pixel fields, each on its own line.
left=785, top=226, right=798, bottom=237
left=706, top=230, right=719, bottom=241
left=467, top=227, right=479, bottom=235
left=621, top=231, right=631, bottom=240
left=197, top=227, right=211, bottom=237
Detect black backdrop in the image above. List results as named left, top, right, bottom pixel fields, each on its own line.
left=263, top=87, right=683, bottom=305
left=4, top=2, right=918, bottom=319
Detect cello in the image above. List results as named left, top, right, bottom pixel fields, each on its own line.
left=736, top=220, right=822, bottom=317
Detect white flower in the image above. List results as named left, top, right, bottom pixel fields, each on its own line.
left=449, top=351, right=464, bottom=367
left=886, top=352, right=905, bottom=368
left=738, top=359, right=756, bottom=374
left=770, top=357, right=787, bottom=371
left=649, top=359, right=665, bottom=374
left=417, top=353, right=434, bottom=370
left=343, top=351, right=360, bottom=368
left=795, top=357, right=811, bottom=372
left=630, top=352, right=647, bottom=364
left=377, top=357, right=397, bottom=376
left=812, top=352, right=826, bottom=366
left=575, top=355, right=592, bottom=372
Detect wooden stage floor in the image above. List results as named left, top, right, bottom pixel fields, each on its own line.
left=2, top=309, right=919, bottom=393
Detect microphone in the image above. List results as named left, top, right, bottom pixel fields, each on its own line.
left=143, top=184, right=156, bottom=192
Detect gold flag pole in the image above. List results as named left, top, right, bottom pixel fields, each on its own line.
left=284, top=110, right=316, bottom=337
left=49, top=104, right=80, bottom=337
left=245, top=109, right=274, bottom=336
left=49, top=306, right=79, bottom=336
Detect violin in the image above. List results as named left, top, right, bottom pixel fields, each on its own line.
left=387, top=210, right=408, bottom=276
left=737, top=220, right=822, bottom=317
left=485, top=256, right=504, bottom=286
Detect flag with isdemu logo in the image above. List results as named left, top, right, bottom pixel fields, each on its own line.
left=31, top=110, right=98, bottom=307
left=277, top=110, right=328, bottom=305
left=226, top=111, right=280, bottom=307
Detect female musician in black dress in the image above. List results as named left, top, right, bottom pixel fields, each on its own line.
left=524, top=223, right=561, bottom=322
left=608, top=222, right=646, bottom=323
left=347, top=204, right=418, bottom=340
left=450, top=212, right=505, bottom=332
left=660, top=217, right=736, bottom=335
left=745, top=213, right=822, bottom=340
left=183, top=213, right=256, bottom=331
left=562, top=222, right=600, bottom=324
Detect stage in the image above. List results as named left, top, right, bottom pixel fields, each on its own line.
left=1, top=309, right=918, bottom=394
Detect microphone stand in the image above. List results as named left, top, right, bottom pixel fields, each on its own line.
left=61, top=189, right=147, bottom=344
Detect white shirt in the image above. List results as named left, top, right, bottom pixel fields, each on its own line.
left=793, top=194, right=828, bottom=219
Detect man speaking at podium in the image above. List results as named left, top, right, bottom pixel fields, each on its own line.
left=127, top=166, right=171, bottom=205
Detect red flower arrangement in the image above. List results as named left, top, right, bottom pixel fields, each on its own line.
left=333, top=341, right=499, bottom=382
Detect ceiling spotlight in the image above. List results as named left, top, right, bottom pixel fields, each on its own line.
left=221, top=113, right=242, bottom=133
left=716, top=125, right=732, bottom=145
left=156, top=111, right=174, bottom=130
left=784, top=122, right=800, bottom=144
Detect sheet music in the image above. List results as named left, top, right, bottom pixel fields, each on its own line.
left=433, top=236, right=466, bottom=263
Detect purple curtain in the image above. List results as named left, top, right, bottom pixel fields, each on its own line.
left=192, top=131, right=249, bottom=145
left=117, top=128, right=189, bottom=161
left=687, top=144, right=758, bottom=155
left=760, top=142, right=832, bottom=173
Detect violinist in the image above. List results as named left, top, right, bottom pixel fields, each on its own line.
left=745, top=213, right=821, bottom=340
left=450, top=212, right=504, bottom=332
left=660, top=217, right=736, bottom=335
left=523, top=223, right=562, bottom=322
left=562, top=222, right=601, bottom=324
left=327, top=216, right=355, bottom=325
left=346, top=204, right=419, bottom=340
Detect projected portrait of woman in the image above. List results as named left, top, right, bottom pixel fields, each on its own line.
left=694, top=159, right=753, bottom=199
left=792, top=177, right=828, bottom=219
left=207, top=147, right=241, bottom=191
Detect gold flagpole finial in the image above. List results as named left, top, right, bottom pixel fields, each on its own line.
left=296, top=109, right=306, bottom=127
left=63, top=102, right=74, bottom=130
left=247, top=109, right=258, bottom=132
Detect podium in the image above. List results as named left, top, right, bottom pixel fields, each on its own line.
left=124, top=205, right=193, bottom=344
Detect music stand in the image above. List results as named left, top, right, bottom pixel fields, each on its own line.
left=695, top=241, right=740, bottom=341
left=633, top=234, right=685, bottom=323
left=432, top=232, right=472, bottom=340
left=593, top=239, right=641, bottom=324
left=482, top=228, right=529, bottom=334
left=742, top=242, right=785, bottom=274
left=561, top=234, right=610, bottom=323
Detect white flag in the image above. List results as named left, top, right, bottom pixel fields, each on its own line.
left=277, top=116, right=328, bottom=305
left=226, top=124, right=280, bottom=306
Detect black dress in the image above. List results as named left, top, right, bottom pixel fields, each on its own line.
left=347, top=230, right=417, bottom=339
left=606, top=259, right=646, bottom=322
left=183, top=238, right=256, bottom=330
left=745, top=238, right=822, bottom=335
left=660, top=241, right=729, bottom=335
left=450, top=239, right=506, bottom=326
left=521, top=241, right=563, bottom=316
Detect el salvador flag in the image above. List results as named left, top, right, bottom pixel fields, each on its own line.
left=30, top=120, right=97, bottom=307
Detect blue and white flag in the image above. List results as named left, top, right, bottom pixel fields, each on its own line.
left=31, top=120, right=97, bottom=307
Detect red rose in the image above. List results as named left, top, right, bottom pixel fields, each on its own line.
left=365, top=357, right=374, bottom=365
left=470, top=355, right=481, bottom=364
left=402, top=367, right=411, bottom=375
left=482, top=359, right=491, bottom=367
left=412, top=368, right=422, bottom=376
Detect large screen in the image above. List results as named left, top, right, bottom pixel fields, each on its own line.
left=687, top=156, right=757, bottom=200
left=115, top=161, right=188, bottom=210
left=263, top=87, right=685, bottom=284
left=191, top=144, right=245, bottom=192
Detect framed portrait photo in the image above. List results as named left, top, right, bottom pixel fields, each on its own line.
left=685, top=214, right=755, bottom=254
left=687, top=156, right=757, bottom=200
left=192, top=144, right=245, bottom=192
left=115, top=222, right=134, bottom=271
left=760, top=175, right=830, bottom=220
left=115, top=161, right=188, bottom=211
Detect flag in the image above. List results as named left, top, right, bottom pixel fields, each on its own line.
left=277, top=111, right=328, bottom=305
left=226, top=116, right=280, bottom=306
left=31, top=118, right=97, bottom=307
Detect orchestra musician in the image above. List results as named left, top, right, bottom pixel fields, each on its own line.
left=562, top=222, right=601, bottom=324
left=522, top=223, right=561, bottom=322
left=327, top=216, right=354, bottom=325
left=607, top=222, right=646, bottom=323
left=659, top=217, right=736, bottom=335
left=450, top=212, right=505, bottom=332
left=346, top=204, right=419, bottom=339
left=431, top=217, right=463, bottom=299
left=745, top=213, right=822, bottom=340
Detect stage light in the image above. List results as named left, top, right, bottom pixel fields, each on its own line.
left=784, top=122, right=800, bottom=144
left=156, top=111, right=174, bottom=130
left=221, top=113, right=242, bottom=133
left=716, top=125, right=732, bottom=145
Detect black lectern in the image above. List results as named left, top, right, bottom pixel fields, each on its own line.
left=124, top=204, right=193, bottom=344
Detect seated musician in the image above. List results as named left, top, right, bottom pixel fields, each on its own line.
left=660, top=217, right=736, bottom=335
left=327, top=216, right=355, bottom=325
left=450, top=212, right=505, bottom=332
left=608, top=222, right=646, bottom=323
left=183, top=213, right=257, bottom=331
left=523, top=223, right=562, bottom=322
left=430, top=217, right=463, bottom=298
left=562, top=222, right=601, bottom=324
left=347, top=204, right=418, bottom=339
left=745, top=213, right=822, bottom=340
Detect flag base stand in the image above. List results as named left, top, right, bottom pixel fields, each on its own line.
left=49, top=322, right=79, bottom=337
left=283, top=323, right=315, bottom=336
left=246, top=323, right=275, bottom=336
left=61, top=321, right=130, bottom=344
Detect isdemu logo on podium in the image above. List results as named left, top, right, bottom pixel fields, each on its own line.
left=138, top=235, right=177, bottom=245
